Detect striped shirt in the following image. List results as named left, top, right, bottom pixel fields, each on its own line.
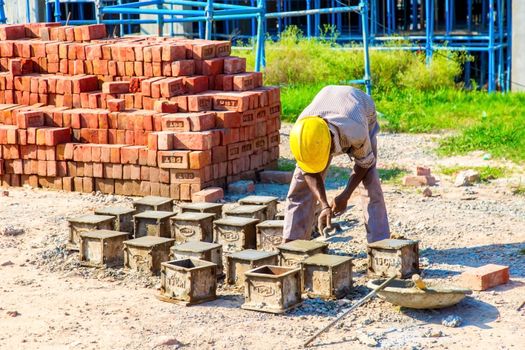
left=297, top=85, right=378, bottom=169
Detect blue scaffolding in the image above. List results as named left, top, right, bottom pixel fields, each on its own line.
left=0, top=1, right=512, bottom=92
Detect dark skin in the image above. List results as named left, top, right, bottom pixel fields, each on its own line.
left=304, top=136, right=372, bottom=234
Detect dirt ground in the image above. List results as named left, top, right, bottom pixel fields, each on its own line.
left=1, top=126, right=524, bottom=350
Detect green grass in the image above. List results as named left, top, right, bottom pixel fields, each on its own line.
left=233, top=27, right=525, bottom=162
left=511, top=182, right=525, bottom=196
left=277, top=158, right=297, bottom=172
left=438, top=165, right=508, bottom=181
left=378, top=168, right=408, bottom=184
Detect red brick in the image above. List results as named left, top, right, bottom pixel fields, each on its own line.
left=187, top=94, right=213, bottom=112
left=191, top=187, right=224, bottom=203
left=416, top=167, right=431, bottom=176
left=160, top=77, right=184, bottom=98
left=72, top=75, right=98, bottom=93
left=102, top=81, right=129, bottom=94
left=149, top=131, right=174, bottom=150
left=172, top=60, right=195, bottom=76
left=170, top=168, right=207, bottom=184
left=460, top=264, right=510, bottom=291
left=202, top=58, right=224, bottom=76
left=223, top=56, right=246, bottom=74
left=184, top=76, right=209, bottom=94
left=214, top=74, right=233, bottom=91
left=233, top=73, right=257, bottom=91
left=161, top=44, right=186, bottom=61
left=173, top=130, right=220, bottom=151
left=192, top=43, right=216, bottom=60
left=215, top=41, right=231, bottom=57
left=189, top=150, right=212, bottom=169
left=215, top=111, right=241, bottom=128
left=8, top=59, right=23, bottom=76
left=0, top=24, right=26, bottom=41
left=157, top=150, right=190, bottom=169
left=107, top=98, right=124, bottom=112
left=402, top=175, right=436, bottom=186
left=212, top=145, right=227, bottom=163
left=213, top=93, right=250, bottom=112
left=121, top=145, right=143, bottom=164
left=153, top=100, right=178, bottom=113
left=80, top=24, right=107, bottom=41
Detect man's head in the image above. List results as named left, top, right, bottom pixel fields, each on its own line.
left=289, top=116, right=331, bottom=174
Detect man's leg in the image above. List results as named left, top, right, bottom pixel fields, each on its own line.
left=283, top=167, right=318, bottom=241
left=360, top=135, right=390, bottom=243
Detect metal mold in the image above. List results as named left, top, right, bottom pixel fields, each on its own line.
left=225, top=249, right=279, bottom=287
left=133, top=196, right=174, bottom=214
left=94, top=206, right=136, bottom=233
left=367, top=239, right=420, bottom=279
left=242, top=265, right=302, bottom=314
left=238, top=195, right=279, bottom=220
left=170, top=241, right=223, bottom=277
left=67, top=214, right=114, bottom=251
left=301, top=253, right=353, bottom=299
left=213, top=217, right=258, bottom=254
left=223, top=204, right=267, bottom=222
left=256, top=220, right=284, bottom=252
left=79, top=230, right=130, bottom=268
left=158, top=258, right=217, bottom=305
left=123, top=236, right=175, bottom=275
left=277, top=240, right=329, bottom=267
left=133, top=210, right=176, bottom=238
left=170, top=212, right=215, bottom=243
left=179, top=202, right=223, bottom=220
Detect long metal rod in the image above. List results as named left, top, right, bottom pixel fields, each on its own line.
left=303, top=276, right=396, bottom=348
left=164, top=0, right=247, bottom=10
left=54, top=0, right=61, bottom=22
left=488, top=0, right=495, bottom=92
left=361, top=0, right=372, bottom=94
left=265, top=6, right=361, bottom=19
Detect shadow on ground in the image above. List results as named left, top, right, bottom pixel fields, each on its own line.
left=422, top=243, right=525, bottom=277
left=404, top=296, right=500, bottom=330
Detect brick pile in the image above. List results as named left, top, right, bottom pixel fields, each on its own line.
left=0, top=23, right=281, bottom=201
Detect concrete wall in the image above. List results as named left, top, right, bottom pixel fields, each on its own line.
left=512, top=0, right=525, bottom=91
left=4, top=0, right=45, bottom=24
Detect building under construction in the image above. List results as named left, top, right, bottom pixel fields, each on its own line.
left=3, top=1, right=523, bottom=92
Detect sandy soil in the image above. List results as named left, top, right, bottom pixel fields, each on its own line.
left=1, top=127, right=524, bottom=350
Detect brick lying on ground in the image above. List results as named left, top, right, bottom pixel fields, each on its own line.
left=0, top=23, right=281, bottom=201
left=460, top=264, right=510, bottom=291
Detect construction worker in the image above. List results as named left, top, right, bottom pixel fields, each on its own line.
left=283, top=85, right=390, bottom=243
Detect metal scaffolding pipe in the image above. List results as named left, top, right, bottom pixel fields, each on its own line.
left=0, top=0, right=6, bottom=24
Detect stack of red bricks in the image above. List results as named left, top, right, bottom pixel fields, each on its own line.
left=0, top=23, right=281, bottom=201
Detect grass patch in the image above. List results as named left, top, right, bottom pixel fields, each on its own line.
left=233, top=27, right=525, bottom=162
left=379, top=168, right=408, bottom=184
left=277, top=158, right=296, bottom=172
left=511, top=183, right=525, bottom=196
left=438, top=165, right=508, bottom=181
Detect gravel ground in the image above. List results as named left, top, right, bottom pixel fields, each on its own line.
left=1, top=125, right=524, bottom=349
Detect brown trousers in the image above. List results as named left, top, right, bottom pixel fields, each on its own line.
left=283, top=135, right=390, bottom=243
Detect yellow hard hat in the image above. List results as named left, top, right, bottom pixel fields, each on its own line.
left=290, top=116, right=331, bottom=174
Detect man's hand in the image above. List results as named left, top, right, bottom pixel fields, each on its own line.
left=318, top=207, right=332, bottom=233
left=331, top=192, right=349, bottom=216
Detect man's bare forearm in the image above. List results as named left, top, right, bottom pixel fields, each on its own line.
left=304, top=172, right=330, bottom=209
left=340, top=164, right=371, bottom=200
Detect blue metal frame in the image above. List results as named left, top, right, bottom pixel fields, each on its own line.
left=0, top=0, right=5, bottom=24
left=95, top=0, right=372, bottom=93
left=2, top=0, right=511, bottom=93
